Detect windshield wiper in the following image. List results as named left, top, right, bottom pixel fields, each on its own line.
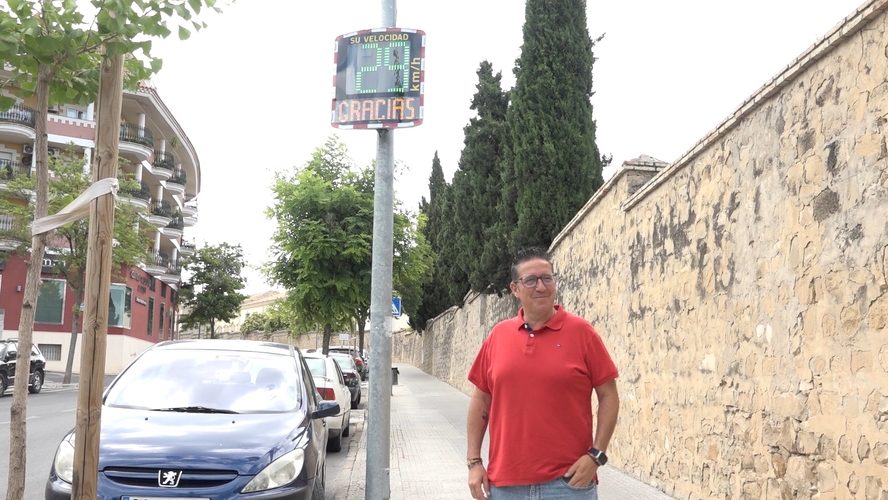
left=150, top=406, right=239, bottom=414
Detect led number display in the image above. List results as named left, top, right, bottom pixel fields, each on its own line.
left=332, top=28, right=425, bottom=129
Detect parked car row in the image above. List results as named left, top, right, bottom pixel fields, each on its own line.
left=43, top=339, right=364, bottom=500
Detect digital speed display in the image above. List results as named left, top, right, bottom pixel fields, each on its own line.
left=332, top=28, right=425, bottom=129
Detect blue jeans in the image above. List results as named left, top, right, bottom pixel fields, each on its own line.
left=490, top=477, right=598, bottom=499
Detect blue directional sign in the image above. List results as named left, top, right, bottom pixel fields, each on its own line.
left=391, top=297, right=402, bottom=318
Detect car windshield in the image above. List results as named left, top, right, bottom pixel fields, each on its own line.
left=104, top=349, right=302, bottom=413
left=330, top=355, right=355, bottom=371
left=304, top=357, right=326, bottom=377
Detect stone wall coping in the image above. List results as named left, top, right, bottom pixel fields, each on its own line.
left=550, top=157, right=669, bottom=250
left=551, top=0, right=885, bottom=254
left=621, top=0, right=886, bottom=211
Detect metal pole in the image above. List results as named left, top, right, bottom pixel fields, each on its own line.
left=366, top=3, right=396, bottom=498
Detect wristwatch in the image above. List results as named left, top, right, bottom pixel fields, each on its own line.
left=587, top=447, right=608, bottom=466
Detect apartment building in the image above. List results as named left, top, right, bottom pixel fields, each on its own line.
left=0, top=76, right=200, bottom=373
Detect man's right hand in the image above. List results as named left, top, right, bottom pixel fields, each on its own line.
left=468, top=464, right=490, bottom=499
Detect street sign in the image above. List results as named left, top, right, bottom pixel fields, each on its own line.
left=391, top=297, right=402, bottom=318
left=331, top=28, right=426, bottom=129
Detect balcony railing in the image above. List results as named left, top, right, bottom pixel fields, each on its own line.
left=119, top=123, right=154, bottom=149
left=150, top=200, right=172, bottom=218
left=152, top=150, right=174, bottom=172
left=148, top=249, right=170, bottom=268
left=168, top=169, right=187, bottom=186
left=0, top=214, right=16, bottom=231
left=0, top=159, right=31, bottom=180
left=119, top=180, right=150, bottom=201
left=166, top=216, right=185, bottom=230
left=167, top=262, right=182, bottom=276
left=181, top=238, right=196, bottom=251
left=0, top=104, right=37, bottom=128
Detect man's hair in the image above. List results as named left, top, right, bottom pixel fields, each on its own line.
left=510, top=246, right=553, bottom=281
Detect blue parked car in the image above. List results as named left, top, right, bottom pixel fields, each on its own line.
left=45, top=339, right=339, bottom=500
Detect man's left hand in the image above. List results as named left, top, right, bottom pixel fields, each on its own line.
left=563, top=453, right=598, bottom=487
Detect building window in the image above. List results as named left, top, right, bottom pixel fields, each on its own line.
left=109, top=284, right=132, bottom=328
left=167, top=312, right=174, bottom=340
left=147, top=297, right=154, bottom=336
left=35, top=279, right=65, bottom=324
left=65, top=106, right=86, bottom=119
left=159, top=303, right=165, bottom=339
left=38, top=343, right=62, bottom=361
left=161, top=283, right=167, bottom=298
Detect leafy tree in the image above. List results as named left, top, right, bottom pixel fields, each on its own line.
left=506, top=0, right=605, bottom=250
left=0, top=148, right=150, bottom=382
left=265, top=136, right=431, bottom=353
left=451, top=61, right=512, bottom=294
left=0, top=1, right=224, bottom=498
left=240, top=311, right=268, bottom=334
left=178, top=243, right=248, bottom=339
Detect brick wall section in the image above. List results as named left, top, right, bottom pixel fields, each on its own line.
left=392, top=1, right=888, bottom=498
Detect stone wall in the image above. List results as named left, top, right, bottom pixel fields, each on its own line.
left=394, top=1, right=888, bottom=498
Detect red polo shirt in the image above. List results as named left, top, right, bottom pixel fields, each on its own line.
left=468, top=306, right=618, bottom=486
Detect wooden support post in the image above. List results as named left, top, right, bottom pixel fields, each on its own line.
left=70, top=50, right=124, bottom=500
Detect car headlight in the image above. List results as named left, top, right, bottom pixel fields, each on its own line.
left=241, top=448, right=305, bottom=493
left=53, top=437, right=75, bottom=484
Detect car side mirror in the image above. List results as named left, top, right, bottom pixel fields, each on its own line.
left=312, top=400, right=340, bottom=420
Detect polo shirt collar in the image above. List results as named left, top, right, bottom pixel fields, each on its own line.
left=514, top=305, right=566, bottom=332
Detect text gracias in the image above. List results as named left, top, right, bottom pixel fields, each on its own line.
left=336, top=33, right=421, bottom=124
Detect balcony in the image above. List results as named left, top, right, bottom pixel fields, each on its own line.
left=165, top=168, right=186, bottom=194
left=145, top=249, right=170, bottom=276
left=148, top=199, right=172, bottom=227
left=180, top=238, right=196, bottom=256
left=118, top=122, right=153, bottom=162
left=0, top=104, right=36, bottom=128
left=151, top=150, right=174, bottom=180
left=119, top=180, right=150, bottom=210
left=0, top=159, right=31, bottom=181
left=0, top=104, right=37, bottom=142
left=0, top=214, right=24, bottom=251
left=164, top=214, right=184, bottom=238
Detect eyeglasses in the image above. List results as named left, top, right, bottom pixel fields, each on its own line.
left=513, top=273, right=557, bottom=288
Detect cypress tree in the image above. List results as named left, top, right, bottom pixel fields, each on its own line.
left=452, top=61, right=512, bottom=294
left=411, top=153, right=455, bottom=331
left=506, top=0, right=604, bottom=249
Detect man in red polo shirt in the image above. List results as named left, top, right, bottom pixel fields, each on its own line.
left=467, top=247, right=620, bottom=499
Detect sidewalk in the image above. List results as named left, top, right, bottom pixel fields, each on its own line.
left=332, top=363, right=677, bottom=499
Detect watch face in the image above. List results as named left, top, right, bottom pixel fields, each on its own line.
left=596, top=451, right=608, bottom=466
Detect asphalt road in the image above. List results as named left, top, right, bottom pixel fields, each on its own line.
left=0, top=373, right=366, bottom=500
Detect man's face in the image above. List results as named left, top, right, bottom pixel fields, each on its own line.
left=510, top=258, right=556, bottom=315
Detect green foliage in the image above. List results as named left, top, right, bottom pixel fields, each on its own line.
left=265, top=136, right=432, bottom=344
left=505, top=0, right=604, bottom=250
left=410, top=152, right=455, bottom=332
left=0, top=0, right=225, bottom=110
left=0, top=146, right=151, bottom=289
left=451, top=61, right=512, bottom=294
left=240, top=311, right=267, bottom=334
left=178, top=243, right=248, bottom=338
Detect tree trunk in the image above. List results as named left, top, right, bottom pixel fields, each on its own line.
left=63, top=287, right=84, bottom=384
left=6, top=62, right=53, bottom=500
left=357, top=311, right=368, bottom=356
left=209, top=320, right=215, bottom=339
left=70, top=50, right=124, bottom=500
left=322, top=324, right=332, bottom=354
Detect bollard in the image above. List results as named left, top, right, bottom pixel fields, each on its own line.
left=391, top=366, right=400, bottom=395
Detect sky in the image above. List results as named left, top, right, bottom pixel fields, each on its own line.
left=148, top=0, right=867, bottom=295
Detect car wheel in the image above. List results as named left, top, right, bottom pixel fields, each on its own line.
left=342, top=410, right=350, bottom=437
left=351, top=390, right=360, bottom=410
left=311, top=469, right=326, bottom=500
left=28, top=371, right=43, bottom=394
left=0, top=373, right=7, bottom=396
left=327, top=427, right=342, bottom=453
